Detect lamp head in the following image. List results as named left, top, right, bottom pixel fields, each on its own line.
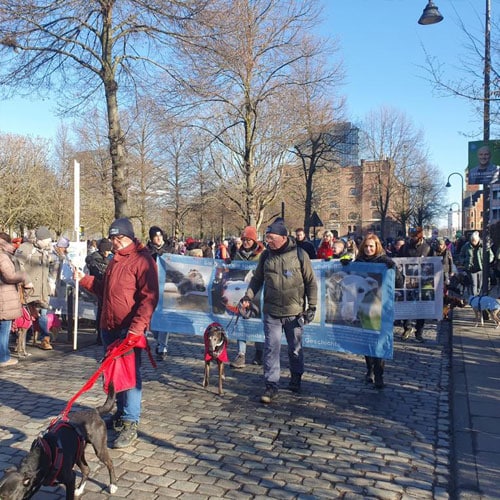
left=418, top=1, right=444, bottom=25
left=445, top=181, right=451, bottom=188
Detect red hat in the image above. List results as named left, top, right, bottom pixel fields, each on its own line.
left=241, top=226, right=258, bottom=242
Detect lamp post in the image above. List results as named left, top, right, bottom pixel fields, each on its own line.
left=420, top=0, right=491, bottom=295
left=445, top=172, right=465, bottom=233
left=449, top=202, right=460, bottom=239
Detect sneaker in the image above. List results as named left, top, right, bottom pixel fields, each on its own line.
left=0, top=358, right=19, bottom=368
left=252, top=350, right=263, bottom=366
left=414, top=334, right=425, bottom=343
left=230, top=353, right=246, bottom=369
left=401, top=327, right=413, bottom=341
left=260, top=386, right=278, bottom=404
left=113, top=421, right=138, bottom=449
left=365, top=371, right=374, bottom=384
left=374, top=376, right=384, bottom=389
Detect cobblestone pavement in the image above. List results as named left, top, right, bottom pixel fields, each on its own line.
left=0, top=321, right=451, bottom=499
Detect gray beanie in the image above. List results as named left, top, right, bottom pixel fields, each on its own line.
left=108, top=218, right=135, bottom=239
left=265, top=218, right=288, bottom=236
left=35, top=226, right=52, bottom=240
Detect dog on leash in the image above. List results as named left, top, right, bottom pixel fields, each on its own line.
left=202, top=322, right=229, bottom=396
left=11, top=306, right=33, bottom=358
left=468, top=295, right=500, bottom=327
left=442, top=295, right=466, bottom=320
left=0, top=385, right=118, bottom=499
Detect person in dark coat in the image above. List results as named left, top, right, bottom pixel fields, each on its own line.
left=294, top=228, right=317, bottom=260
left=147, top=226, right=176, bottom=361
left=398, top=227, right=431, bottom=342
left=356, top=233, right=403, bottom=389
left=85, top=238, right=113, bottom=344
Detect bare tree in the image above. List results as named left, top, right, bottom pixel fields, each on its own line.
left=173, top=0, right=329, bottom=230
left=73, top=109, right=115, bottom=237
left=0, top=0, right=206, bottom=218
left=361, top=106, right=428, bottom=239
left=0, top=133, right=61, bottom=233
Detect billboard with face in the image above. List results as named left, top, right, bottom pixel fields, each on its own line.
left=468, top=140, right=500, bottom=185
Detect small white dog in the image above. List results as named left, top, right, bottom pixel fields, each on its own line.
left=468, top=295, right=500, bottom=327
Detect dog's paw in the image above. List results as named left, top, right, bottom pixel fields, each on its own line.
left=109, top=484, right=118, bottom=494
left=75, top=480, right=87, bottom=497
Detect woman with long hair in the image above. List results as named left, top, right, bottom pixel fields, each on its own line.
left=355, top=233, right=403, bottom=389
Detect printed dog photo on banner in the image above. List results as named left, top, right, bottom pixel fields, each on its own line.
left=161, top=255, right=211, bottom=312
left=324, top=270, right=383, bottom=330
left=211, top=265, right=260, bottom=317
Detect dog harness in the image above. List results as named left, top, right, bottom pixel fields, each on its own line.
left=204, top=322, right=229, bottom=363
left=34, top=419, right=86, bottom=486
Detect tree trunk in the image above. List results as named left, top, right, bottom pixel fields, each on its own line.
left=104, top=80, right=128, bottom=218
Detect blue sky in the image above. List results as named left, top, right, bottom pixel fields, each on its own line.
left=0, top=0, right=486, bottom=226
left=325, top=0, right=485, bottom=222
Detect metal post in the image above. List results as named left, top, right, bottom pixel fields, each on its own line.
left=482, top=0, right=491, bottom=295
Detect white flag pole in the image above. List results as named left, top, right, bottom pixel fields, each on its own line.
left=73, top=160, right=80, bottom=350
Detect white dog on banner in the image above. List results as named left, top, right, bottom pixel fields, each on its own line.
left=326, top=271, right=379, bottom=323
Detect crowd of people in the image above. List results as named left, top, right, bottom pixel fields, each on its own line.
left=2, top=216, right=489, bottom=448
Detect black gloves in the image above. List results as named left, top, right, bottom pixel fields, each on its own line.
left=238, top=295, right=253, bottom=319
left=304, top=307, right=316, bottom=324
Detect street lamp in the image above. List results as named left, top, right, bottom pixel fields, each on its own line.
left=421, top=0, right=491, bottom=294
left=418, top=1, right=443, bottom=25
left=449, top=202, right=460, bottom=239
left=445, top=172, right=464, bottom=233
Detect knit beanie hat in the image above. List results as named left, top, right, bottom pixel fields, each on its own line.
left=108, top=218, right=135, bottom=239
left=241, top=226, right=258, bottom=242
left=149, top=226, right=164, bottom=240
left=265, top=218, right=288, bottom=237
left=98, top=238, right=113, bottom=253
left=56, top=236, right=70, bottom=248
left=35, top=226, right=52, bottom=241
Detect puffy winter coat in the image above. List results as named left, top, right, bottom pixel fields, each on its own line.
left=80, top=240, right=159, bottom=335
left=15, top=241, right=54, bottom=308
left=246, top=238, right=317, bottom=317
left=0, top=242, right=29, bottom=321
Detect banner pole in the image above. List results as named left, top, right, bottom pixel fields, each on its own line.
left=73, top=160, right=81, bottom=351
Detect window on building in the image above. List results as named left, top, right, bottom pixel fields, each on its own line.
left=330, top=212, right=340, bottom=220
left=348, top=212, right=359, bottom=220
left=370, top=199, right=378, bottom=207
left=372, top=211, right=381, bottom=219
left=349, top=188, right=358, bottom=196
left=330, top=201, right=339, bottom=209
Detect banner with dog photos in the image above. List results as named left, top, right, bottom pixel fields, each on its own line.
left=151, top=254, right=442, bottom=359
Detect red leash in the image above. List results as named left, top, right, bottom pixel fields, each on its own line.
left=57, top=340, right=156, bottom=421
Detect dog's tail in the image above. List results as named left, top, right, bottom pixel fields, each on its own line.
left=96, top=382, right=116, bottom=416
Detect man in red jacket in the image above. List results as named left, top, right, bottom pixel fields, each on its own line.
left=76, top=217, right=159, bottom=448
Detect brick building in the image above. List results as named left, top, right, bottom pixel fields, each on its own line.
left=317, top=159, right=402, bottom=240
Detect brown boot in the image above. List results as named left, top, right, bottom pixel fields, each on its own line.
left=40, top=337, right=53, bottom=350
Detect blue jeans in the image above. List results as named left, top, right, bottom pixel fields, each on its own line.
left=102, top=329, right=142, bottom=423
left=262, top=314, right=304, bottom=389
left=152, top=331, right=169, bottom=353
left=236, top=339, right=264, bottom=355
left=0, top=320, right=13, bottom=363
